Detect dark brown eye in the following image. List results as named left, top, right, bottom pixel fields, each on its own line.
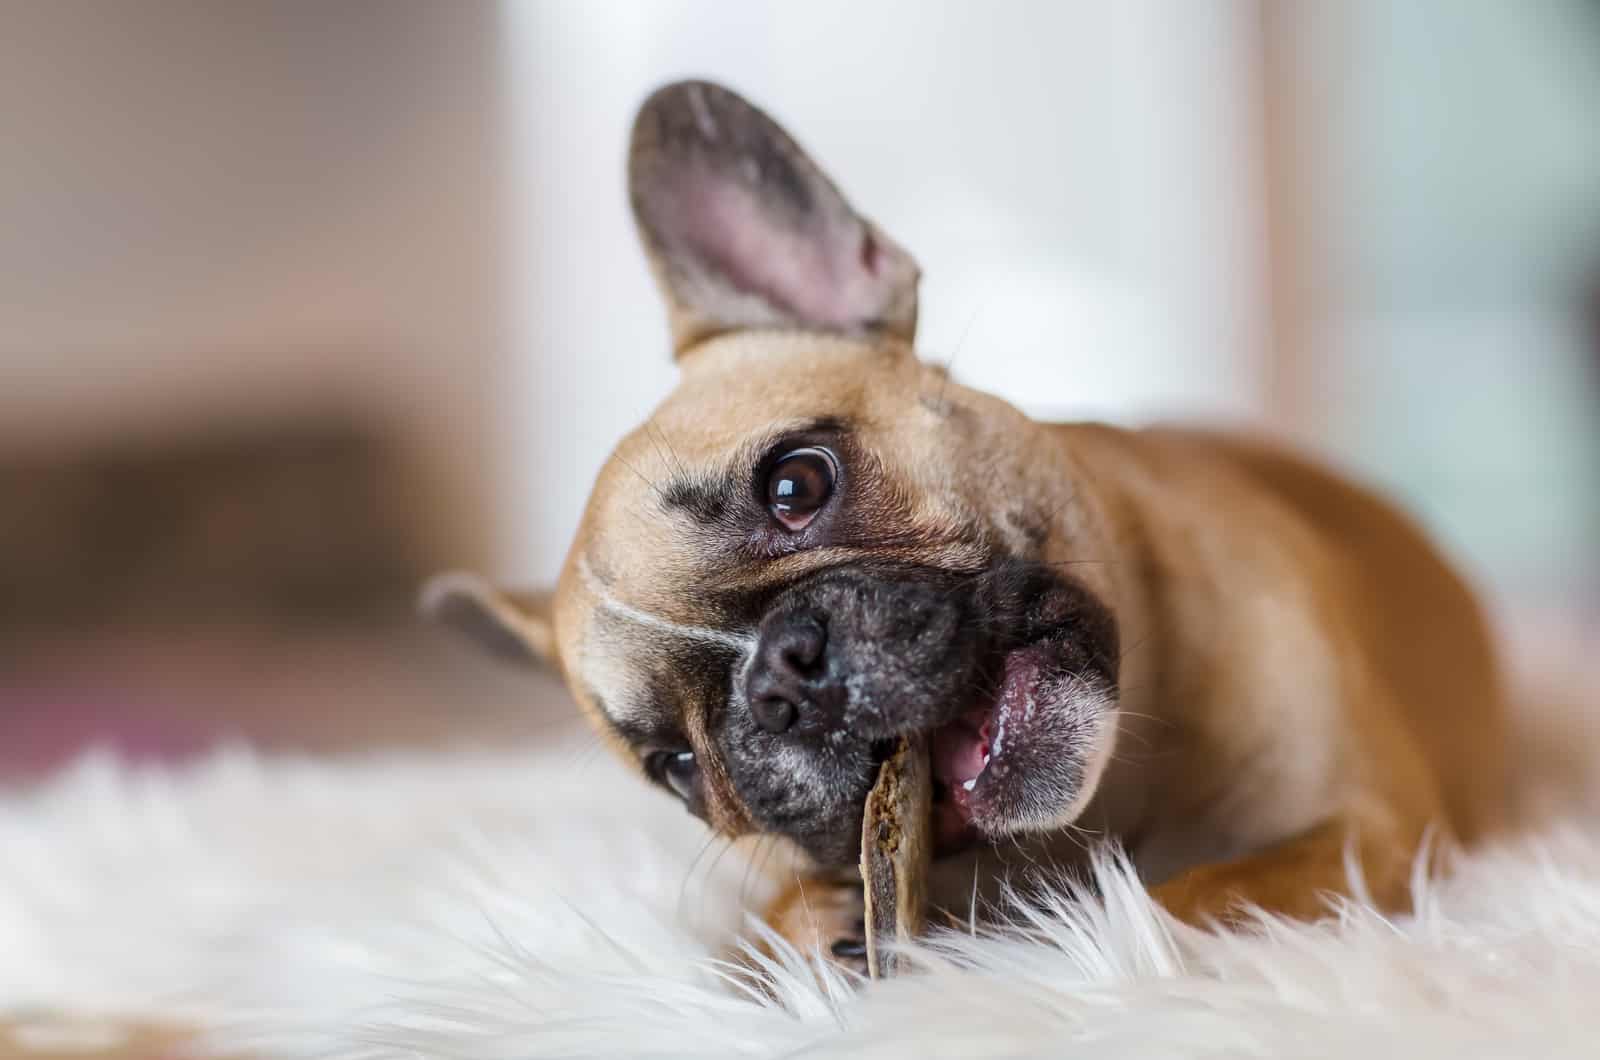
left=647, top=750, right=700, bottom=804
left=765, top=447, right=836, bottom=530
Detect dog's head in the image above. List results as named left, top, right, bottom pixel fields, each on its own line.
left=428, top=82, right=1121, bottom=868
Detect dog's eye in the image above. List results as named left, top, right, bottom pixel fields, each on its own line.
left=647, top=750, right=700, bottom=803
left=765, top=447, right=836, bottom=531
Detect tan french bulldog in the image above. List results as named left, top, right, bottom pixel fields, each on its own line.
left=425, top=80, right=1508, bottom=961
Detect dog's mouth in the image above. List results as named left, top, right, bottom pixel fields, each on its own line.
left=927, top=644, right=1047, bottom=855
left=924, top=631, right=1116, bottom=858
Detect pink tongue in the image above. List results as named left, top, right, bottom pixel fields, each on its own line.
left=931, top=714, right=989, bottom=786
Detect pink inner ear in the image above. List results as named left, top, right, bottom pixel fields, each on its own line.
left=667, top=171, right=889, bottom=330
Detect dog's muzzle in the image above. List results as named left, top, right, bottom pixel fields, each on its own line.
left=715, top=569, right=988, bottom=865
left=713, top=561, right=1119, bottom=868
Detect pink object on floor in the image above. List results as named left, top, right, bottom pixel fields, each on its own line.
left=0, top=690, right=218, bottom=776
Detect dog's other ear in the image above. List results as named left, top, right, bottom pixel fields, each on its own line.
left=419, top=572, right=557, bottom=669
left=630, top=80, right=920, bottom=356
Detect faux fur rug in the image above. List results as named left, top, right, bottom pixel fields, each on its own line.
left=3, top=689, right=1600, bottom=1060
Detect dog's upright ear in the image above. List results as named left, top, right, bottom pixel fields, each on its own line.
left=629, top=80, right=920, bottom=355
left=419, top=572, right=558, bottom=669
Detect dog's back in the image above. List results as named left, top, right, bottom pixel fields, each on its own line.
left=1170, top=432, right=1510, bottom=843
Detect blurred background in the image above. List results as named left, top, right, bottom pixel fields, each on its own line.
left=2, top=1, right=1597, bottom=777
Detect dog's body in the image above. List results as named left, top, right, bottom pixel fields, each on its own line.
left=1018, top=422, right=1505, bottom=919
left=429, top=81, right=1507, bottom=958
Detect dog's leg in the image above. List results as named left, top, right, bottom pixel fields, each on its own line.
left=1148, top=812, right=1432, bottom=925
left=761, top=870, right=869, bottom=973
left=758, top=834, right=1087, bottom=974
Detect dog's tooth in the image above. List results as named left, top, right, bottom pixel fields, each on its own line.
left=961, top=777, right=977, bottom=792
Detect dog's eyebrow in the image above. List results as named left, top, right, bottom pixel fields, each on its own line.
left=657, top=416, right=850, bottom=524
left=659, top=476, right=734, bottom=524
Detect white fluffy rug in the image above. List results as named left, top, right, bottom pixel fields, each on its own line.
left=4, top=688, right=1600, bottom=1060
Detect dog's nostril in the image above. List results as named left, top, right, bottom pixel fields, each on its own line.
left=751, top=695, right=798, bottom=733
left=775, top=620, right=826, bottom=676
left=746, top=614, right=828, bottom=734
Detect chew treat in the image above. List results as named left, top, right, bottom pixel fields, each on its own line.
left=858, top=735, right=933, bottom=979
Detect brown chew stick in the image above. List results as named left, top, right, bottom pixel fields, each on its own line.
left=858, top=735, right=933, bottom=979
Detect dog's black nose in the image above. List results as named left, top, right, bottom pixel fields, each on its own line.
left=746, top=612, right=829, bottom=733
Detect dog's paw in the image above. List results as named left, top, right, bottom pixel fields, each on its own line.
left=762, top=871, right=869, bottom=976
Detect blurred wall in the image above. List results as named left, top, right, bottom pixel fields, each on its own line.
left=500, top=0, right=1272, bottom=585
left=0, top=1, right=505, bottom=569
left=7, top=1, right=1588, bottom=615
left=1276, top=0, right=1600, bottom=610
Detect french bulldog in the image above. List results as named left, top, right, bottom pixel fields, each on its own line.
left=425, top=80, right=1509, bottom=962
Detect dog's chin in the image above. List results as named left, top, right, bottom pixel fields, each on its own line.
left=927, top=642, right=1117, bottom=857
